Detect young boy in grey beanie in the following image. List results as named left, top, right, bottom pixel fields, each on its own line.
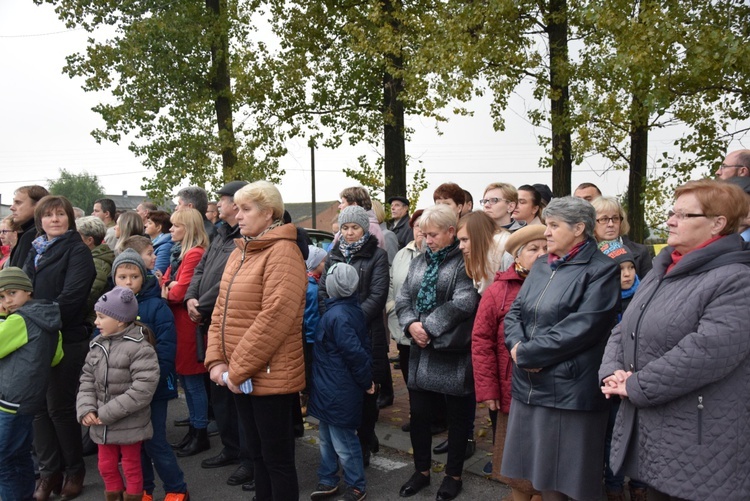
left=308, top=263, right=373, bottom=501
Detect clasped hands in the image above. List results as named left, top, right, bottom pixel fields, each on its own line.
left=408, top=322, right=431, bottom=348
left=601, top=369, right=632, bottom=399
left=209, top=363, right=241, bottom=394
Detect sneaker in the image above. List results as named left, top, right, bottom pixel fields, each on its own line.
left=164, top=492, right=190, bottom=501
left=338, top=486, right=366, bottom=501
left=482, top=460, right=493, bottom=475
left=310, top=483, right=339, bottom=500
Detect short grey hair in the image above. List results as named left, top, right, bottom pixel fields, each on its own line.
left=176, top=186, right=209, bottom=214
left=543, top=196, right=596, bottom=238
left=77, top=215, right=107, bottom=245
left=419, top=204, right=458, bottom=232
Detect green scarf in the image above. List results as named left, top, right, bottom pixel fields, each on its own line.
left=415, top=239, right=458, bottom=313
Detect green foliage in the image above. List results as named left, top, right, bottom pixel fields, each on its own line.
left=47, top=169, right=105, bottom=212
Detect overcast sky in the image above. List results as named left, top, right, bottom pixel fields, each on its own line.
left=0, top=0, right=733, bottom=212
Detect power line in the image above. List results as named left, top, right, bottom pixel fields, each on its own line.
left=0, top=27, right=86, bottom=38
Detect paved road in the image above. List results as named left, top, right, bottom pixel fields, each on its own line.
left=68, top=395, right=510, bottom=501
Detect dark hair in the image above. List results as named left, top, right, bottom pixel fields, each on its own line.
left=339, top=186, right=372, bottom=211
left=15, top=185, right=49, bottom=204
left=462, top=189, right=474, bottom=205
left=147, top=210, right=172, bottom=234
left=94, top=198, right=117, bottom=220
left=574, top=183, right=602, bottom=195
left=121, top=235, right=153, bottom=254
left=433, top=183, right=465, bottom=206
left=518, top=184, right=544, bottom=221
left=34, top=195, right=77, bottom=235
left=176, top=186, right=209, bottom=215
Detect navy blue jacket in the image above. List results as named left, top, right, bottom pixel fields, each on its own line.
left=309, top=296, right=372, bottom=429
left=136, top=275, right=178, bottom=401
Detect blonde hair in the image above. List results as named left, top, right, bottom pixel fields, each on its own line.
left=170, top=208, right=209, bottom=259
left=483, top=182, right=518, bottom=203
left=115, top=211, right=145, bottom=254
left=371, top=199, right=386, bottom=224
left=458, top=212, right=503, bottom=283
left=419, top=204, right=458, bottom=232
left=590, top=196, right=630, bottom=236
left=234, top=180, right=285, bottom=220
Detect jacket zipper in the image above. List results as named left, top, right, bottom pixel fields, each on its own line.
left=526, top=269, right=556, bottom=404
left=92, top=341, right=110, bottom=444
left=220, top=244, right=247, bottom=363
left=697, top=394, right=703, bottom=445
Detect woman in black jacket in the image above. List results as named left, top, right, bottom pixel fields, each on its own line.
left=502, top=196, right=620, bottom=501
left=318, top=205, right=389, bottom=468
left=23, top=195, right=96, bottom=501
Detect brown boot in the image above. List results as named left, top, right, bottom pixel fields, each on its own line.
left=33, top=471, right=63, bottom=501
left=122, top=493, right=142, bottom=501
left=629, top=485, right=648, bottom=501
left=104, top=491, right=123, bottom=501
left=60, top=470, right=85, bottom=500
left=605, top=488, right=626, bottom=501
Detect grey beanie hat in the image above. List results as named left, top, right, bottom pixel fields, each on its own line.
left=95, top=286, right=139, bottom=323
left=338, top=206, right=369, bottom=232
left=112, top=248, right=148, bottom=282
left=306, top=245, right=327, bottom=272
left=326, top=263, right=360, bottom=299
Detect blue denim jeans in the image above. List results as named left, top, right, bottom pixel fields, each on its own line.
left=179, top=374, right=208, bottom=429
left=0, top=411, right=35, bottom=501
left=142, top=399, right=188, bottom=495
left=318, top=421, right=366, bottom=492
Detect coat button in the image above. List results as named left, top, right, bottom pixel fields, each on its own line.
left=631, top=332, right=635, bottom=339
left=640, top=304, right=645, bottom=310
left=629, top=363, right=634, bottom=371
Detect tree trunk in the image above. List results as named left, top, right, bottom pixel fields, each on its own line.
left=547, top=0, right=572, bottom=197
left=628, top=94, right=649, bottom=243
left=206, top=0, right=238, bottom=181
left=382, top=0, right=407, bottom=201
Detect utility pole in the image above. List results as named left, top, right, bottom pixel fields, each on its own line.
left=310, top=142, right=317, bottom=229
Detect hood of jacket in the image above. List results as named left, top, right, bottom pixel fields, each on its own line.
left=21, top=299, right=63, bottom=334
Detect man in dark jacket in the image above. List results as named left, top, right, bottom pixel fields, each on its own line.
left=184, top=180, right=253, bottom=489
left=388, top=196, right=412, bottom=250
left=8, top=185, right=48, bottom=268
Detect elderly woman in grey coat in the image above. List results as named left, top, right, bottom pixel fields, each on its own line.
left=600, top=180, right=750, bottom=500
left=502, top=196, right=620, bottom=501
left=395, top=204, right=480, bottom=501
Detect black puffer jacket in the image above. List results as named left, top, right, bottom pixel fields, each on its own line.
left=318, top=235, right=390, bottom=384
left=9, top=218, right=36, bottom=268
left=504, top=238, right=619, bottom=411
left=185, top=221, right=241, bottom=321
left=23, top=229, right=97, bottom=344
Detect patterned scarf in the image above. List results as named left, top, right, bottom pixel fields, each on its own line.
left=416, top=239, right=459, bottom=313
left=243, top=219, right=284, bottom=242
left=548, top=238, right=590, bottom=271
left=339, top=232, right=370, bottom=262
left=514, top=261, right=531, bottom=279
left=32, top=234, right=62, bottom=268
left=169, top=242, right=182, bottom=278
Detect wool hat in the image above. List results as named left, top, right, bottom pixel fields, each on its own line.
left=326, top=263, right=360, bottom=299
left=387, top=196, right=410, bottom=206
left=305, top=245, right=327, bottom=272
left=338, top=206, right=369, bottom=232
left=95, top=286, right=139, bottom=323
left=599, top=239, right=633, bottom=265
left=505, top=224, right=547, bottom=258
left=216, top=180, right=249, bottom=197
left=112, top=248, right=148, bottom=283
left=0, top=267, right=33, bottom=292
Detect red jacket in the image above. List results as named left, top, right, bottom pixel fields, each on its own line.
left=163, top=246, right=206, bottom=375
left=471, top=267, right=523, bottom=414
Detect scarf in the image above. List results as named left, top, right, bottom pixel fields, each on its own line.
left=416, top=239, right=459, bottom=313
left=666, top=235, right=722, bottom=275
left=548, top=238, right=590, bottom=271
left=514, top=261, right=531, bottom=279
left=169, top=242, right=182, bottom=279
left=32, top=234, right=62, bottom=268
left=621, top=275, right=639, bottom=300
left=243, top=219, right=284, bottom=242
left=339, top=232, right=370, bottom=262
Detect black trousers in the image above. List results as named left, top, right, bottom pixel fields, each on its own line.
left=234, top=393, right=298, bottom=501
left=409, top=388, right=474, bottom=477
left=211, top=383, right=252, bottom=466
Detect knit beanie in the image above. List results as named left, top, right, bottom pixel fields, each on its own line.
left=599, top=240, right=634, bottom=266
left=95, top=286, right=139, bottom=323
left=338, top=206, right=369, bottom=232
left=326, top=263, right=360, bottom=299
left=112, top=248, right=147, bottom=282
left=306, top=245, right=327, bottom=272
left=0, top=267, right=33, bottom=292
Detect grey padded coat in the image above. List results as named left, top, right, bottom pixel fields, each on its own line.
left=599, top=234, right=750, bottom=500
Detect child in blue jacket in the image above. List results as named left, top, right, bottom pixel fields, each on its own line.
left=309, top=263, right=373, bottom=501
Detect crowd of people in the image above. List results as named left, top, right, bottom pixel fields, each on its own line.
left=1, top=149, right=749, bottom=501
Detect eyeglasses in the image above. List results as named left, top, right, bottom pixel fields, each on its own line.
left=718, top=164, right=746, bottom=171
left=667, top=210, right=708, bottom=221
left=479, top=197, right=511, bottom=206
left=596, top=216, right=622, bottom=225
left=0, top=230, right=13, bottom=234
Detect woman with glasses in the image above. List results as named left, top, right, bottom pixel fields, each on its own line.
left=481, top=183, right=525, bottom=232
left=590, top=197, right=653, bottom=279
left=501, top=196, right=620, bottom=501
left=600, top=180, right=750, bottom=499
left=0, top=216, right=18, bottom=269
